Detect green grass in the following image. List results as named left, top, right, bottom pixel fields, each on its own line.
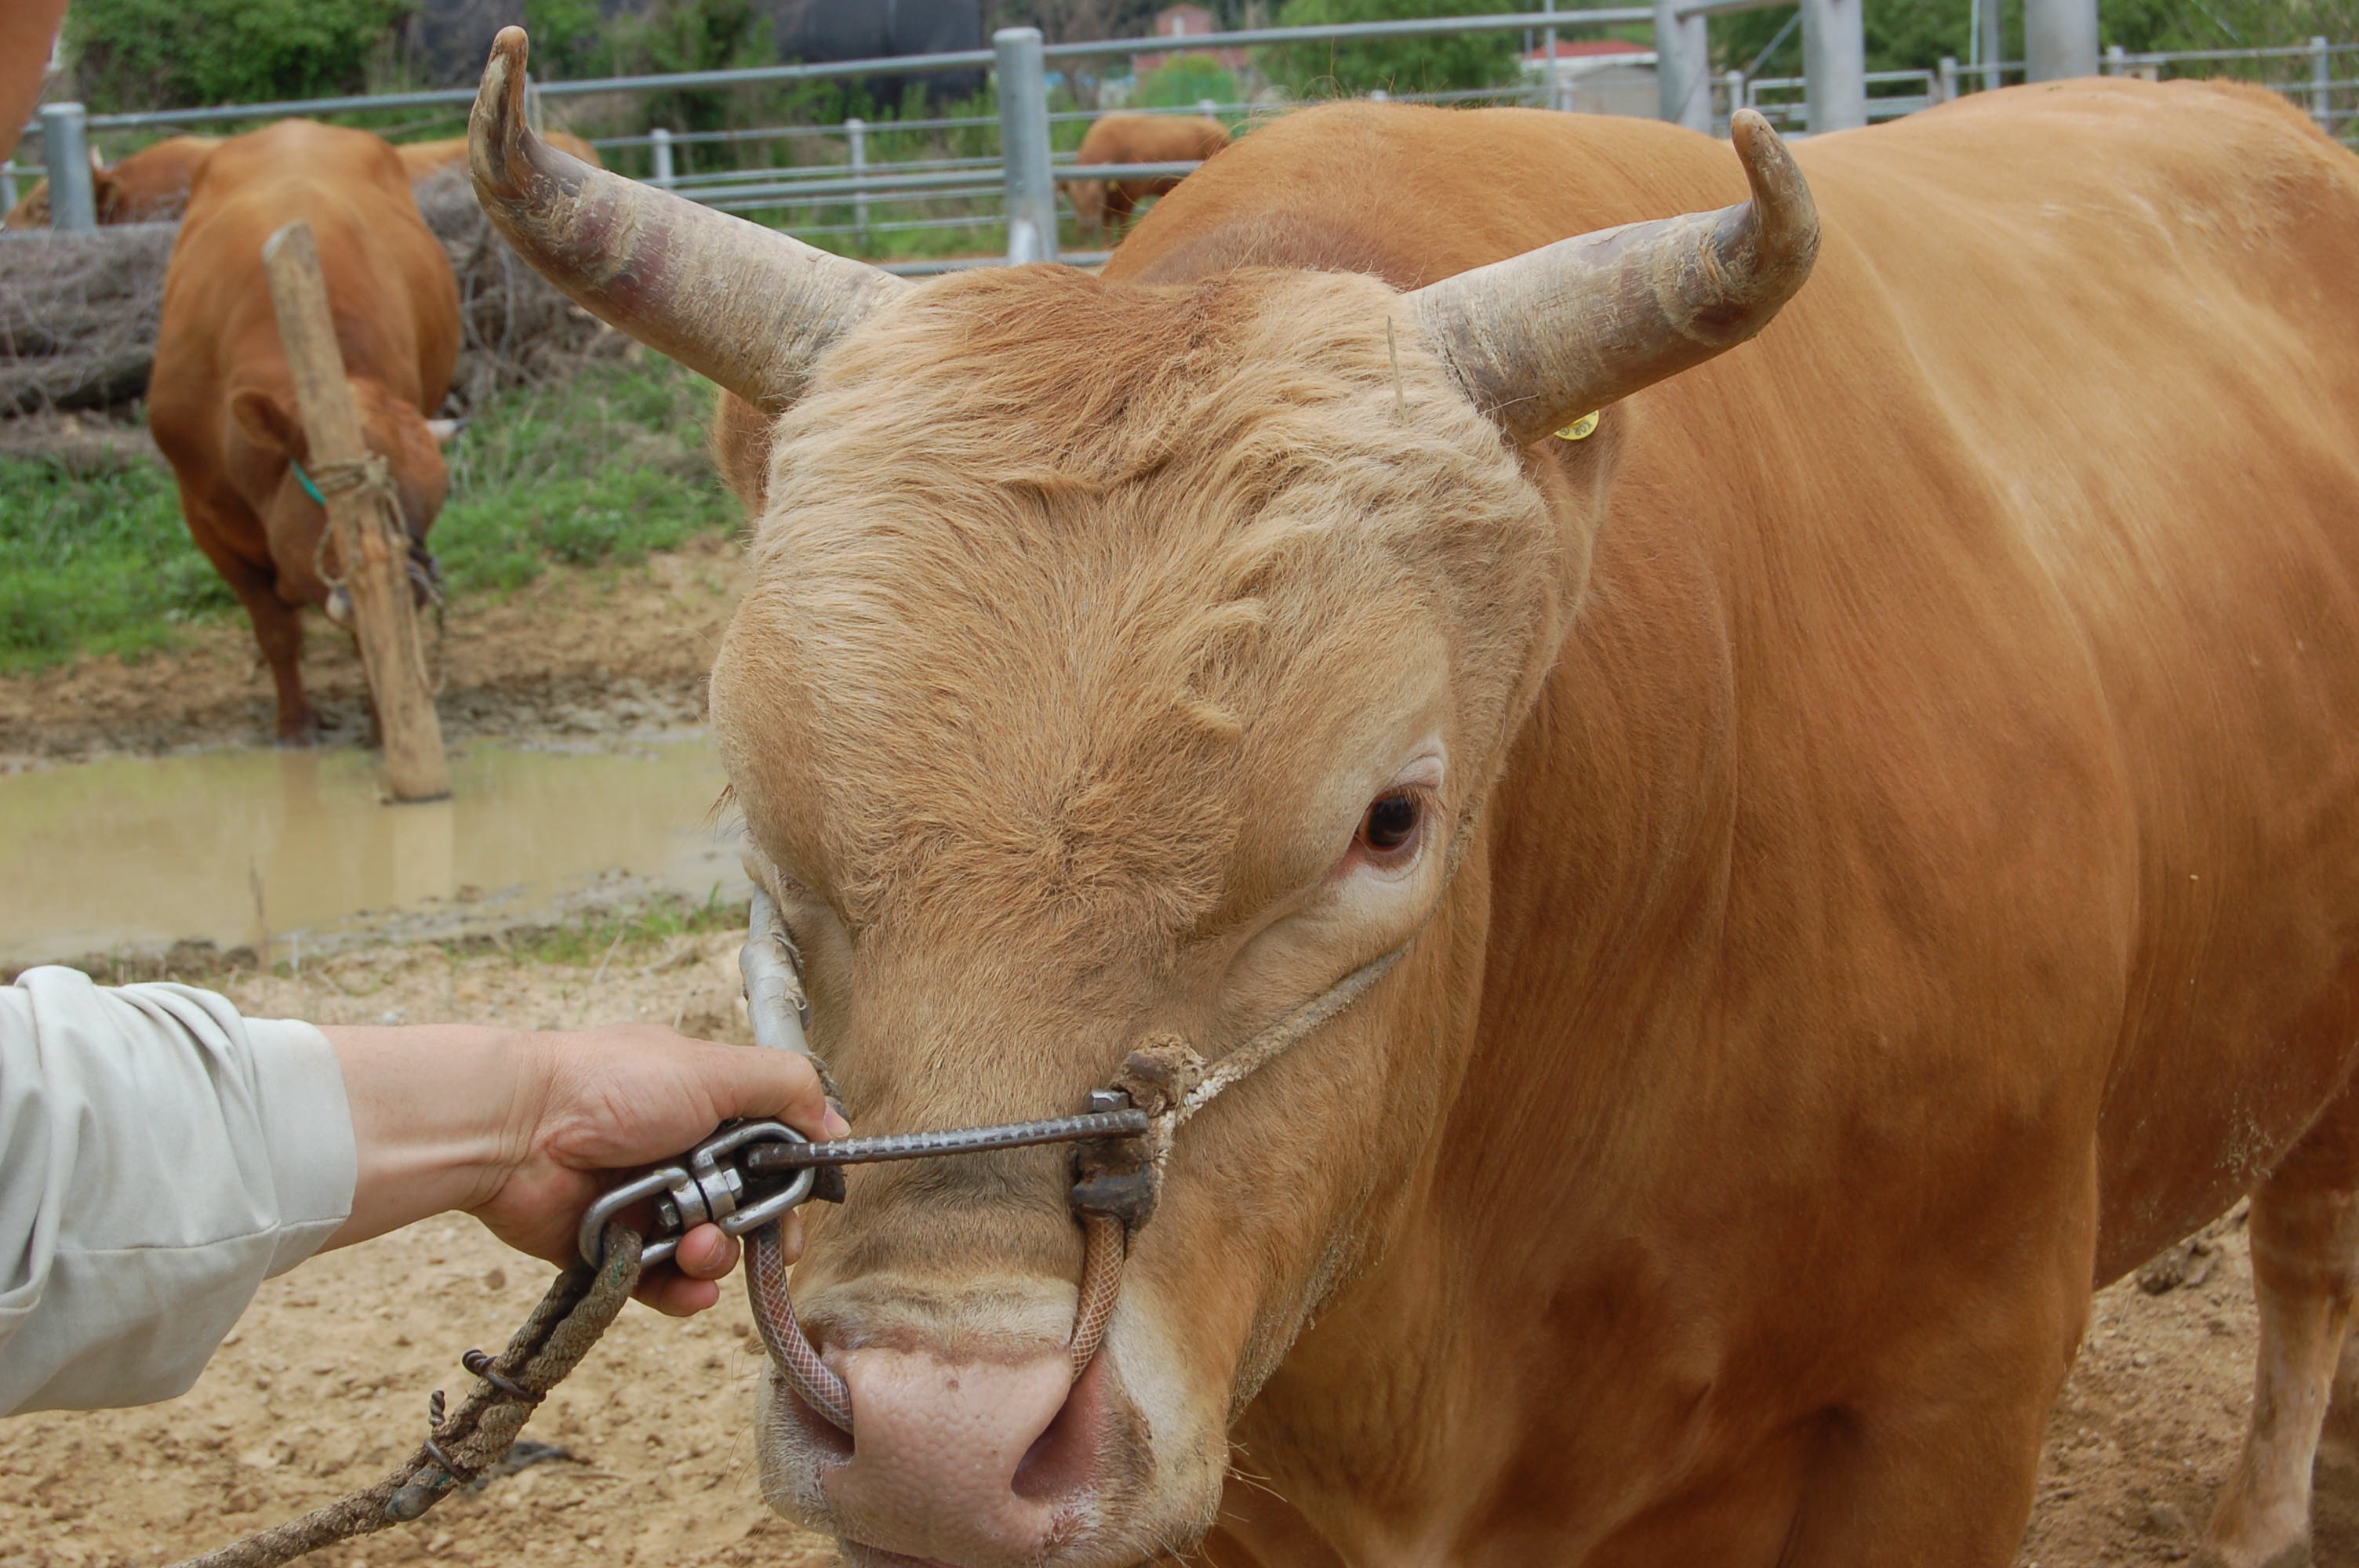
left=453, top=884, right=744, bottom=969
left=0, top=356, right=741, bottom=673
left=434, top=356, right=740, bottom=597
left=0, top=453, right=234, bottom=671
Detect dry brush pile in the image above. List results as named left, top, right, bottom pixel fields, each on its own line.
left=0, top=164, right=609, bottom=418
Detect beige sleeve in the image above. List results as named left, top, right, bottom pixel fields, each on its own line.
left=0, top=967, right=356, bottom=1414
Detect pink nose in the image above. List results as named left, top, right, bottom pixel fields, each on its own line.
left=820, top=1345, right=1102, bottom=1565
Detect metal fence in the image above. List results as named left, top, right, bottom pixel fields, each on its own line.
left=7, top=9, right=2354, bottom=256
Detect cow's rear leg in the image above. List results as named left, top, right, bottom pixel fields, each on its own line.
left=2201, top=1087, right=2359, bottom=1568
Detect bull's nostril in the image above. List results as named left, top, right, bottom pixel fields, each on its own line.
left=1011, top=1347, right=1106, bottom=1504
left=783, top=1375, right=855, bottom=1461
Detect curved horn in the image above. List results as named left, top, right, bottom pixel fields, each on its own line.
left=469, top=27, right=907, bottom=412
left=1408, top=109, right=1819, bottom=448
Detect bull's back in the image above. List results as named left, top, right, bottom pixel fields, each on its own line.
left=153, top=122, right=458, bottom=487
left=1795, top=82, right=2359, bottom=1265
left=1121, top=91, right=2359, bottom=1276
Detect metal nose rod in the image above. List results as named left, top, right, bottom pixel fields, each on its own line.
left=741, top=1107, right=1151, bottom=1174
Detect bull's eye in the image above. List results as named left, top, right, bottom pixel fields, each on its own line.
left=1357, top=791, right=1423, bottom=857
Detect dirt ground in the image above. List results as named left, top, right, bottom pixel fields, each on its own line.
left=0, top=928, right=2352, bottom=1568
left=0, top=532, right=744, bottom=768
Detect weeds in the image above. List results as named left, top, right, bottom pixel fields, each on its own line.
left=459, top=884, right=743, bottom=969
left=434, top=355, right=740, bottom=596
left=0, top=452, right=232, bottom=671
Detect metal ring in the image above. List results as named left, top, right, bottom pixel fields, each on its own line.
left=575, top=1125, right=818, bottom=1268
left=576, top=1163, right=688, bottom=1268
left=712, top=1121, right=816, bottom=1239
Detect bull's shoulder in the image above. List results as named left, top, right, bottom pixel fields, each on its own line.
left=1108, top=103, right=1741, bottom=286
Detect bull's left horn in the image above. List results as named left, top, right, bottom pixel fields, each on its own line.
left=1406, top=109, right=1819, bottom=448
left=469, top=27, right=907, bottom=412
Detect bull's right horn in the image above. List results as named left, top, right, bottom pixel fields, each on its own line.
left=1406, top=109, right=1819, bottom=448
left=469, top=27, right=907, bottom=413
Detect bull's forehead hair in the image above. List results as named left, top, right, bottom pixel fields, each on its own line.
left=711, top=264, right=1565, bottom=952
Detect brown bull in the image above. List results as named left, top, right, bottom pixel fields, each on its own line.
left=1064, top=111, right=1227, bottom=238
left=471, top=26, right=2359, bottom=1568
left=150, top=120, right=460, bottom=745
left=394, top=128, right=600, bottom=182
left=2, top=135, right=223, bottom=228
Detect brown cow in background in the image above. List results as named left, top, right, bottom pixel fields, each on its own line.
left=149, top=120, right=460, bottom=744
left=2, top=136, right=224, bottom=228
left=1, top=127, right=601, bottom=229
left=394, top=128, right=602, bottom=183
left=1064, top=112, right=1227, bottom=238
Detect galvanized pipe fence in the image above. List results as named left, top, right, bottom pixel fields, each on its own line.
left=7, top=13, right=2355, bottom=251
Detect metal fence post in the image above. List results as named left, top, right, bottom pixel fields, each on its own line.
left=1939, top=54, right=1959, bottom=101
left=1980, top=0, right=2003, bottom=91
left=2025, top=0, right=2098, bottom=81
left=1543, top=0, right=1561, bottom=111
left=649, top=125, right=675, bottom=189
left=1801, top=0, right=1866, bottom=131
left=995, top=27, right=1057, bottom=264
left=1652, top=0, right=1711, bottom=131
left=2313, top=36, right=2332, bottom=129
left=1369, top=87, right=1390, bottom=101
left=845, top=117, right=869, bottom=244
left=38, top=103, right=96, bottom=231
left=0, top=163, right=16, bottom=216
left=1725, top=68, right=1744, bottom=126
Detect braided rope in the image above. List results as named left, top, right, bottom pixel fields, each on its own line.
left=299, top=452, right=403, bottom=593
left=169, top=1225, right=645, bottom=1568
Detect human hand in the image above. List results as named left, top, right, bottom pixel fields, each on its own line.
left=322, top=1021, right=846, bottom=1316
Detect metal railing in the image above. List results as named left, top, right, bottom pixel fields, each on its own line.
left=9, top=10, right=2354, bottom=253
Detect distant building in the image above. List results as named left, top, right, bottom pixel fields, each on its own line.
left=1521, top=37, right=1657, bottom=118
left=1132, top=4, right=1249, bottom=78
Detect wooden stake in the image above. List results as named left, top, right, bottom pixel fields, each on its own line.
left=261, top=221, right=449, bottom=803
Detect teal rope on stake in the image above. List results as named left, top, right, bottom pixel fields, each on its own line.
left=289, top=459, right=329, bottom=506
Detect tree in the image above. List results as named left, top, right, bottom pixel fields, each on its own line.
left=67, top=0, right=413, bottom=110
left=1717, top=0, right=2359, bottom=81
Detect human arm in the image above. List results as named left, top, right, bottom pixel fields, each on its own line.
left=319, top=1019, right=845, bottom=1315
left=1, top=967, right=840, bottom=1415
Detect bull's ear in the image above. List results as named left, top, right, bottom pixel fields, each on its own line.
left=1406, top=111, right=1818, bottom=448
left=230, top=389, right=306, bottom=457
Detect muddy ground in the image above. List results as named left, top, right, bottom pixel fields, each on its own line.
left=0, top=927, right=2347, bottom=1567
left=0, top=532, right=743, bottom=768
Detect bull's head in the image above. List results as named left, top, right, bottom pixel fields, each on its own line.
left=1065, top=175, right=1110, bottom=236
left=473, top=27, right=1816, bottom=1566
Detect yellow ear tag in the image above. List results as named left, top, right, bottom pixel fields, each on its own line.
left=1555, top=411, right=1601, bottom=441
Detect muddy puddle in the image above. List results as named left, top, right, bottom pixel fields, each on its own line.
left=2, top=734, right=747, bottom=968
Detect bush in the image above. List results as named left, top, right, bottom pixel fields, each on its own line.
left=67, top=0, right=413, bottom=111
left=1255, top=0, right=1522, bottom=98
left=1136, top=53, right=1237, bottom=108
